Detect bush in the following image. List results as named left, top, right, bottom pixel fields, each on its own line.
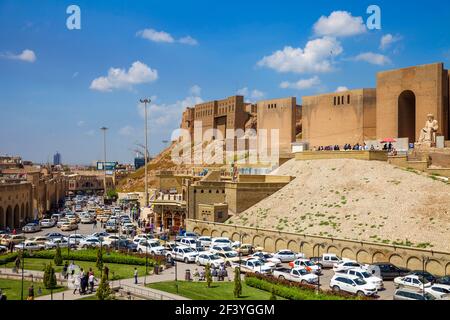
left=0, top=252, right=19, bottom=265
left=28, top=249, right=157, bottom=266
left=205, top=264, right=212, bottom=288
left=245, top=274, right=366, bottom=300
left=54, top=246, right=63, bottom=266
left=43, top=263, right=57, bottom=290
left=233, top=267, right=242, bottom=298
left=96, top=273, right=113, bottom=300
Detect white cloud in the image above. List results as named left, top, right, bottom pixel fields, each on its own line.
left=77, top=120, right=85, bottom=127
left=335, top=86, right=349, bottom=92
left=257, top=37, right=343, bottom=74
left=237, top=87, right=265, bottom=102
left=354, top=52, right=391, bottom=65
left=136, top=28, right=174, bottom=43
left=380, top=34, right=402, bottom=50
left=137, top=28, right=198, bottom=46
left=90, top=61, right=158, bottom=92
left=119, top=125, right=135, bottom=136
left=280, top=76, right=321, bottom=90
left=189, top=85, right=202, bottom=96
left=1, top=49, right=36, bottom=63
left=313, top=11, right=366, bottom=37
left=179, top=36, right=198, bottom=46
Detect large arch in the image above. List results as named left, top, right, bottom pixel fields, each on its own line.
left=356, top=250, right=371, bottom=264
left=372, top=251, right=387, bottom=263
left=5, top=206, right=13, bottom=229
left=264, top=237, right=275, bottom=252
left=406, top=256, right=422, bottom=271
left=398, top=90, right=416, bottom=143
left=13, top=205, right=20, bottom=228
left=252, top=235, right=264, bottom=248
left=326, top=246, right=340, bottom=255
left=275, top=238, right=287, bottom=251
left=220, top=230, right=229, bottom=238
left=426, top=260, right=443, bottom=276
left=389, top=254, right=404, bottom=267
left=341, top=247, right=355, bottom=260
left=287, top=240, right=299, bottom=252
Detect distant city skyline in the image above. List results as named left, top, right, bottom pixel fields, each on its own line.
left=1, top=0, right=450, bottom=164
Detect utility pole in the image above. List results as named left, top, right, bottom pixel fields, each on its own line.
left=100, top=127, right=108, bottom=198
left=140, top=98, right=151, bottom=207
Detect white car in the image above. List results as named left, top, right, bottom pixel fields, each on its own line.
left=45, top=238, right=72, bottom=249
left=66, top=234, right=85, bottom=245
left=216, top=251, right=240, bottom=266
left=210, top=245, right=237, bottom=255
left=330, top=274, right=378, bottom=297
left=425, top=284, right=450, bottom=299
left=22, top=223, right=41, bottom=233
left=198, top=236, right=212, bottom=247
left=211, top=237, right=232, bottom=247
left=40, top=219, right=56, bottom=228
left=289, top=259, right=322, bottom=275
left=333, top=260, right=367, bottom=273
left=250, top=252, right=282, bottom=266
left=167, top=246, right=199, bottom=263
left=79, top=237, right=102, bottom=249
left=273, top=267, right=319, bottom=284
left=273, top=250, right=305, bottom=263
left=137, top=240, right=165, bottom=255
left=394, top=274, right=432, bottom=290
left=15, top=241, right=45, bottom=251
left=133, top=234, right=153, bottom=244
left=345, top=268, right=383, bottom=290
left=195, top=252, right=225, bottom=268
left=57, top=218, right=70, bottom=228
left=179, top=237, right=202, bottom=250
left=80, top=215, right=95, bottom=224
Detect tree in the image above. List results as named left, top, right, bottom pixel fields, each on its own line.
left=205, top=264, right=212, bottom=288
left=96, top=273, right=113, bottom=300
left=96, top=247, right=103, bottom=271
left=233, top=267, right=242, bottom=298
left=54, top=245, right=63, bottom=266
left=269, top=286, right=277, bottom=300
left=43, top=263, right=57, bottom=290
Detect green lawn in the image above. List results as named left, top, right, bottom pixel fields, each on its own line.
left=0, top=279, right=65, bottom=300
left=147, top=281, right=284, bottom=300
left=2, top=258, right=148, bottom=280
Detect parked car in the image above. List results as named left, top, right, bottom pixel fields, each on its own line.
left=210, top=237, right=232, bottom=247
left=61, top=222, right=78, bottom=231
left=210, top=245, right=237, bottom=256
left=179, top=237, right=203, bottom=251
left=0, top=234, right=26, bottom=246
left=330, top=274, right=377, bottom=297
left=137, top=240, right=165, bottom=255
left=166, top=246, right=199, bottom=263
left=79, top=237, right=102, bottom=249
left=22, top=223, right=41, bottom=233
left=15, top=241, right=45, bottom=251
left=425, top=284, right=450, bottom=299
left=91, top=232, right=110, bottom=241
left=105, top=221, right=118, bottom=233
left=80, top=215, right=95, bottom=224
left=437, top=276, right=450, bottom=286
left=333, top=260, right=368, bottom=273
left=370, top=263, right=410, bottom=280
left=195, top=252, right=225, bottom=268
left=0, top=245, right=7, bottom=253
left=344, top=268, right=384, bottom=290
left=234, top=244, right=255, bottom=256
left=273, top=250, right=305, bottom=263
left=197, top=236, right=212, bottom=248
left=116, top=239, right=138, bottom=252
left=289, top=259, right=322, bottom=275
left=102, top=235, right=123, bottom=247
left=394, top=274, right=432, bottom=290
left=216, top=251, right=240, bottom=267
left=45, top=238, right=74, bottom=249
left=394, top=288, right=436, bottom=300
left=273, top=267, right=319, bottom=284
left=250, top=252, right=282, bottom=267
left=57, top=218, right=70, bottom=228
left=40, top=219, right=56, bottom=228
left=66, top=234, right=85, bottom=245
left=45, top=232, right=66, bottom=241
left=231, top=258, right=272, bottom=274
left=27, top=236, right=49, bottom=245
left=311, top=254, right=342, bottom=269
left=407, top=270, right=437, bottom=284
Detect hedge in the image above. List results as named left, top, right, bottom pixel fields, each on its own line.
left=245, top=274, right=368, bottom=300
left=0, top=249, right=165, bottom=267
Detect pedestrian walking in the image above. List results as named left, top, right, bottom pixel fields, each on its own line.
left=134, top=267, right=138, bottom=284
left=62, top=261, right=68, bottom=279
left=27, top=285, right=35, bottom=300
left=73, top=271, right=80, bottom=295
left=88, top=273, right=95, bottom=293
left=93, top=220, right=97, bottom=229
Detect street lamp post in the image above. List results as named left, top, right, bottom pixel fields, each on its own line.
left=100, top=127, right=109, bottom=198
left=316, top=242, right=326, bottom=294
left=175, top=260, right=178, bottom=294
left=21, top=249, right=25, bottom=301
left=140, top=98, right=151, bottom=208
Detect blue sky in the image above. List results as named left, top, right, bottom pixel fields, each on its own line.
left=1, top=0, right=450, bottom=164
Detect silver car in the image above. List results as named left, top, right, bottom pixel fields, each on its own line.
left=22, top=223, right=41, bottom=233
left=393, top=288, right=436, bottom=300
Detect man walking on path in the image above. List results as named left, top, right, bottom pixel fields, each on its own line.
left=134, top=268, right=138, bottom=284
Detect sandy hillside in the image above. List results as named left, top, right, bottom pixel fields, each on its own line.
left=228, top=159, right=450, bottom=251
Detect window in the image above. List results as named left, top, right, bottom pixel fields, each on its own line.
left=347, top=95, right=350, bottom=104
left=337, top=97, right=340, bottom=105
left=334, top=97, right=337, bottom=105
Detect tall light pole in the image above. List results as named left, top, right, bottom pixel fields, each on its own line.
left=140, top=98, right=151, bottom=207
left=100, top=127, right=108, bottom=199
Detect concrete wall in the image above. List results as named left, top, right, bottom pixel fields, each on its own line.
left=377, top=62, right=449, bottom=141
left=295, top=151, right=388, bottom=162
left=257, top=97, right=297, bottom=154
left=302, top=89, right=377, bottom=147
left=187, top=219, right=450, bottom=276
